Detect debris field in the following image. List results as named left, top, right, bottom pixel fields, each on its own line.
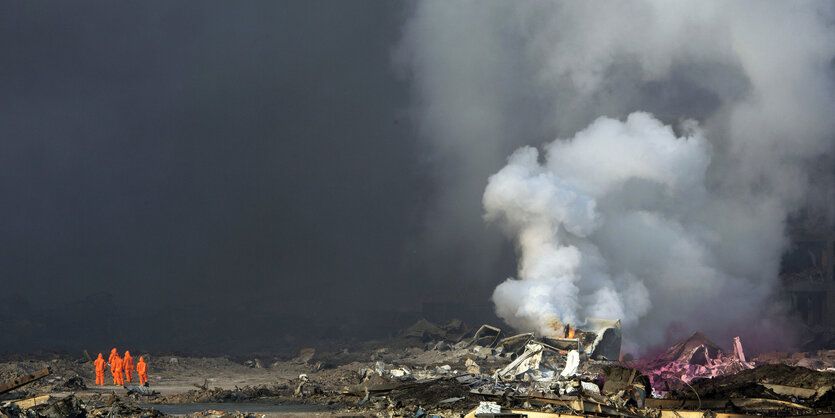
left=1, top=319, right=835, bottom=417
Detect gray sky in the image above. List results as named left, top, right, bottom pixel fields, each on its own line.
left=0, top=1, right=511, bottom=352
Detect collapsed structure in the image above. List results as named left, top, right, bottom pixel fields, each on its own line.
left=338, top=320, right=835, bottom=417
left=469, top=317, right=622, bottom=362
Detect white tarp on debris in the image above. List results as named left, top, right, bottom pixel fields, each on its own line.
left=560, top=350, right=580, bottom=378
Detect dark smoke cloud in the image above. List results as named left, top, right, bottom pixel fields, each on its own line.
left=0, top=1, right=442, bottom=352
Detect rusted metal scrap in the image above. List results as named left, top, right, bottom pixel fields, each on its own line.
left=0, top=367, right=51, bottom=395
left=498, top=332, right=535, bottom=354
left=469, top=324, right=503, bottom=348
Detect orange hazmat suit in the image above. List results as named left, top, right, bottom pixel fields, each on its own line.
left=94, top=353, right=106, bottom=386
left=111, top=354, right=121, bottom=384
left=112, top=355, right=124, bottom=386
left=109, top=348, right=118, bottom=383
left=123, top=351, right=134, bottom=383
left=137, top=356, right=148, bottom=386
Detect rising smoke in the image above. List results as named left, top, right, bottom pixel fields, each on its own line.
left=398, top=1, right=835, bottom=352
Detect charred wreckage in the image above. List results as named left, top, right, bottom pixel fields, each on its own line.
left=1, top=318, right=835, bottom=417
left=338, top=318, right=835, bottom=417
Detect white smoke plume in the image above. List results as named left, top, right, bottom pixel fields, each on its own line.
left=485, top=112, right=706, bottom=333
left=398, top=1, right=835, bottom=351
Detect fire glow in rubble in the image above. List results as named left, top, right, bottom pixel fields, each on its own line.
left=632, top=332, right=755, bottom=392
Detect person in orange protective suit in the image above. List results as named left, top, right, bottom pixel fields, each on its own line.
left=137, top=357, right=148, bottom=386
left=112, top=355, right=124, bottom=386
left=111, top=353, right=121, bottom=384
left=94, top=353, right=106, bottom=386
left=123, top=351, right=134, bottom=383
left=108, top=348, right=118, bottom=383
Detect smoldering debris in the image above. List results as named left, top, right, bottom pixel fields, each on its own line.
left=330, top=319, right=835, bottom=416
left=632, top=332, right=756, bottom=392
left=2, top=319, right=835, bottom=417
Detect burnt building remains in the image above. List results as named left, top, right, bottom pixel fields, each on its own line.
left=782, top=168, right=835, bottom=329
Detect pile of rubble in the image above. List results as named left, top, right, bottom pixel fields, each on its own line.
left=337, top=319, right=647, bottom=415
left=0, top=388, right=272, bottom=418
left=335, top=320, right=835, bottom=417
left=0, top=365, right=165, bottom=418
left=2, top=319, right=835, bottom=417
left=0, top=393, right=166, bottom=417
left=631, top=332, right=755, bottom=393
